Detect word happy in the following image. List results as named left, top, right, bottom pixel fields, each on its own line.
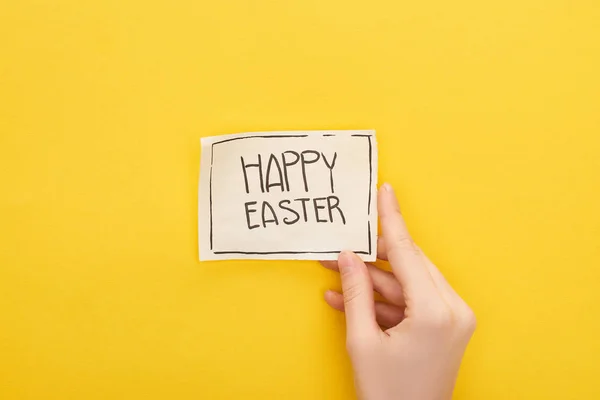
left=240, top=150, right=347, bottom=229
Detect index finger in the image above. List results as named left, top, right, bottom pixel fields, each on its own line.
left=378, top=183, right=437, bottom=303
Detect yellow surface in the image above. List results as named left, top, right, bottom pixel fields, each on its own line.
left=1, top=0, right=599, bottom=398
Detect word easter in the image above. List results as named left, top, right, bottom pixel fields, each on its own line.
left=240, top=150, right=346, bottom=229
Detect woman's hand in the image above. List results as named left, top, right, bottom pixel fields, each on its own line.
left=321, top=183, right=476, bottom=400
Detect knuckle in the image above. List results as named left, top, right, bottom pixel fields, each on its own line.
left=419, top=304, right=454, bottom=329
left=339, top=264, right=355, bottom=280
left=458, top=305, right=477, bottom=334
left=431, top=309, right=454, bottom=328
left=415, top=299, right=477, bottom=336
left=395, top=235, right=414, bottom=250
left=343, top=283, right=363, bottom=306
left=386, top=230, right=418, bottom=252
left=419, top=302, right=477, bottom=334
left=387, top=237, right=417, bottom=258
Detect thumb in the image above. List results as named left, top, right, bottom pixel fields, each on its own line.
left=338, top=251, right=380, bottom=339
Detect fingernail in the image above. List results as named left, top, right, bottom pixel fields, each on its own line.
left=338, top=250, right=356, bottom=270
left=381, top=183, right=393, bottom=192
left=324, top=290, right=340, bottom=303
left=320, top=261, right=337, bottom=271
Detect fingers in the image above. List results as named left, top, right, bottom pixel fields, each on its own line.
left=336, top=251, right=381, bottom=338
left=378, top=183, right=438, bottom=304
left=325, top=290, right=405, bottom=329
left=321, top=261, right=404, bottom=306
left=416, top=246, right=465, bottom=304
left=377, top=236, right=388, bottom=260
left=378, top=233, right=460, bottom=302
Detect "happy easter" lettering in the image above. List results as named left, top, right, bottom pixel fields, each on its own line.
left=240, top=150, right=346, bottom=229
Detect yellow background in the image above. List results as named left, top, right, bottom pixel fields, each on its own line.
left=1, top=0, right=599, bottom=398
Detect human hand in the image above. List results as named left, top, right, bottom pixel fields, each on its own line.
left=321, top=183, right=476, bottom=400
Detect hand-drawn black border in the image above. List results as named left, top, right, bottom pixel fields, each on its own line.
left=209, top=133, right=374, bottom=256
